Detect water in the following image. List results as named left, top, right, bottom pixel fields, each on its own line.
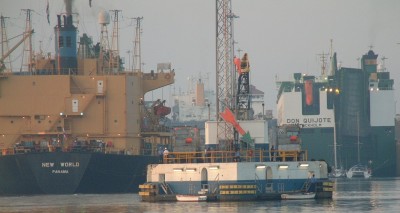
left=1, top=178, right=399, bottom=213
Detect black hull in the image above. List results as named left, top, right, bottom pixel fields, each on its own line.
left=0, top=152, right=158, bottom=195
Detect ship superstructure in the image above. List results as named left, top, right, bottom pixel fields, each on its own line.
left=172, top=76, right=216, bottom=123
left=276, top=50, right=396, bottom=177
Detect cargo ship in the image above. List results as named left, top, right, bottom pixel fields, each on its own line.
left=0, top=9, right=175, bottom=195
left=276, top=50, right=396, bottom=177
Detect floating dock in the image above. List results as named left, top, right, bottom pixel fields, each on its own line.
left=139, top=150, right=333, bottom=202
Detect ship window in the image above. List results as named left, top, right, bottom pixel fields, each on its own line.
left=58, top=36, right=64, bottom=47
left=66, top=36, right=72, bottom=47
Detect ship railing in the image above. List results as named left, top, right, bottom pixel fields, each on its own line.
left=210, top=173, right=220, bottom=195
left=300, top=180, right=312, bottom=193
left=160, top=182, right=174, bottom=195
left=140, top=125, right=171, bottom=133
left=265, top=180, right=274, bottom=192
left=163, top=149, right=307, bottom=164
left=254, top=173, right=262, bottom=193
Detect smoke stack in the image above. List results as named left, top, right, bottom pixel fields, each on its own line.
left=63, top=15, right=67, bottom=27
left=57, top=15, right=61, bottom=27
left=69, top=15, right=73, bottom=27
left=64, top=0, right=74, bottom=16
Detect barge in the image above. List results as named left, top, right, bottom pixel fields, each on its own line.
left=139, top=150, right=333, bottom=202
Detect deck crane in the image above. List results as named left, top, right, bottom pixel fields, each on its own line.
left=220, top=53, right=253, bottom=148
left=235, top=53, right=251, bottom=120
left=215, top=0, right=255, bottom=151
left=0, top=30, right=34, bottom=72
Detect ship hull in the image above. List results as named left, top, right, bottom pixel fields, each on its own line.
left=139, top=161, right=334, bottom=202
left=0, top=152, right=158, bottom=195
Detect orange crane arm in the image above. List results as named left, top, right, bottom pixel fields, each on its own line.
left=219, top=107, right=246, bottom=135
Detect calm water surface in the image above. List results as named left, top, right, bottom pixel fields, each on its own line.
left=1, top=178, right=399, bottom=213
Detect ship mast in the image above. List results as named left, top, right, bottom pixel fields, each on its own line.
left=1, top=15, right=12, bottom=71
left=318, top=51, right=328, bottom=77
left=110, top=10, right=121, bottom=73
left=98, top=10, right=110, bottom=74
left=133, top=17, right=143, bottom=72
left=21, top=9, right=33, bottom=73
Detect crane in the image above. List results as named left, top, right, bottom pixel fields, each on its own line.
left=215, top=0, right=236, bottom=150
left=0, top=29, right=34, bottom=72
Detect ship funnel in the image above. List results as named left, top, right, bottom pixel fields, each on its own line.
left=57, top=15, right=61, bottom=27
left=54, top=14, right=77, bottom=75
left=293, top=73, right=301, bottom=83
left=361, top=50, right=378, bottom=74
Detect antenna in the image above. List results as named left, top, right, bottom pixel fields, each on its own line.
left=317, top=51, right=328, bottom=76
left=368, top=45, right=374, bottom=50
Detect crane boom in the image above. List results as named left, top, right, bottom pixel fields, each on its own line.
left=0, top=29, right=34, bottom=62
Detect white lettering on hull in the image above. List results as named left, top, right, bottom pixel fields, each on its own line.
left=42, top=162, right=80, bottom=174
left=41, top=162, right=55, bottom=167
left=285, top=117, right=333, bottom=128
left=61, top=162, right=80, bottom=167
left=52, top=170, right=69, bottom=174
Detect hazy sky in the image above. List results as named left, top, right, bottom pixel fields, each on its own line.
left=2, top=0, right=400, bottom=115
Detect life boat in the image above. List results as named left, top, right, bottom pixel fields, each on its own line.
left=154, top=105, right=171, bottom=117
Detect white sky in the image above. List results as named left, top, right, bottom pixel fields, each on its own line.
left=2, top=0, right=400, bottom=115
